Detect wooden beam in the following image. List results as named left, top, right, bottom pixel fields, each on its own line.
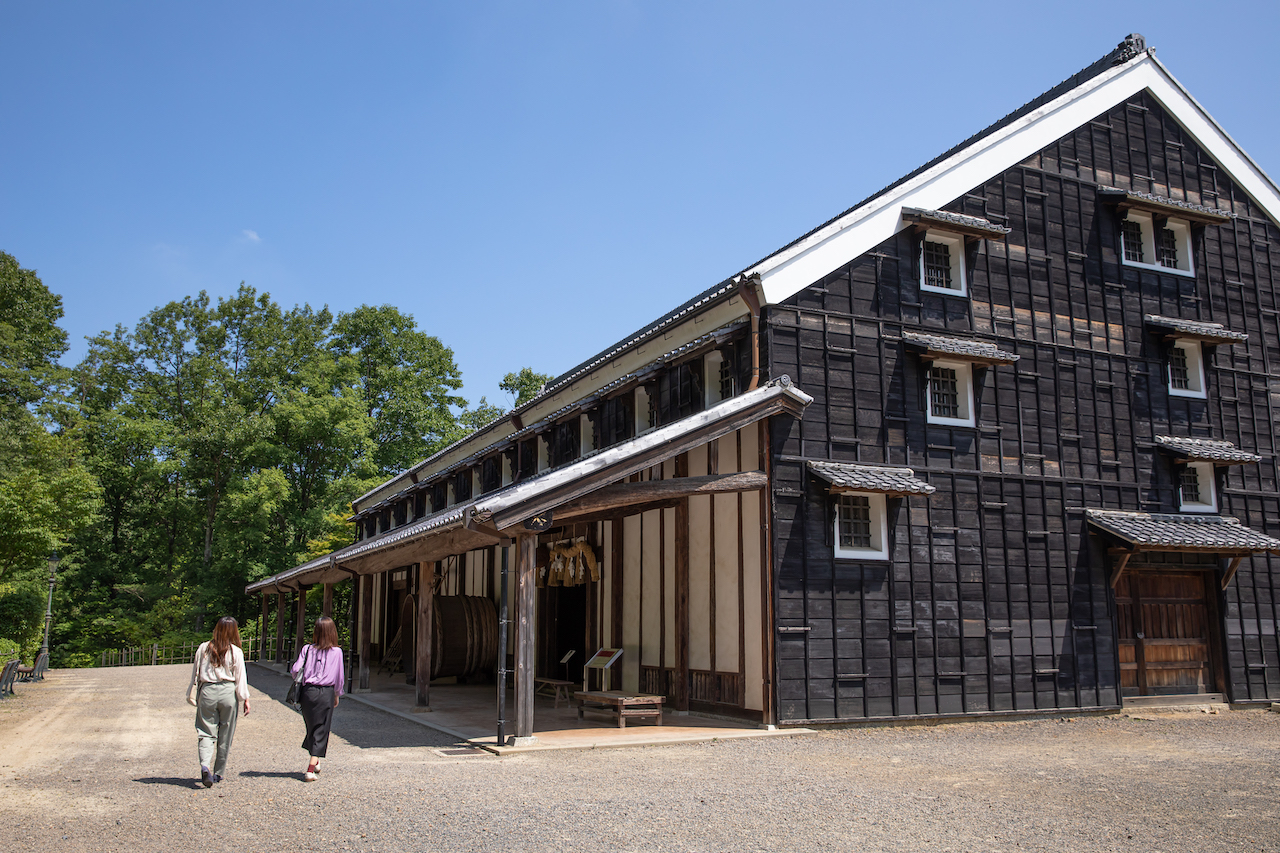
left=322, top=583, right=333, bottom=618
left=1221, top=555, right=1245, bottom=590
left=274, top=592, right=286, bottom=663
left=259, top=594, right=269, bottom=664
left=552, top=471, right=767, bottom=522
left=294, top=585, right=310, bottom=660
left=416, top=562, right=434, bottom=707
left=674, top=494, right=690, bottom=712
left=358, top=574, right=373, bottom=691
left=1108, top=549, right=1133, bottom=589
left=515, top=533, right=537, bottom=739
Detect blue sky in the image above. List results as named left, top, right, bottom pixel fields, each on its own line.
left=3, top=2, right=1278, bottom=408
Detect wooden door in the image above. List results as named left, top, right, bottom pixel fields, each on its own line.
left=1115, top=571, right=1214, bottom=696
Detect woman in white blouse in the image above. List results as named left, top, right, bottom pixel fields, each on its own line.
left=187, top=616, right=251, bottom=787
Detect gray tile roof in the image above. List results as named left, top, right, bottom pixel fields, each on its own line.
left=901, top=331, right=1019, bottom=365
left=1144, top=314, right=1248, bottom=344
left=1096, top=187, right=1233, bottom=223
left=1086, top=509, right=1280, bottom=553
left=808, top=461, right=936, bottom=496
left=1154, top=435, right=1262, bottom=464
left=901, top=208, right=1011, bottom=238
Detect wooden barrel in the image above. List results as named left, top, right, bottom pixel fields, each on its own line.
left=430, top=595, right=498, bottom=679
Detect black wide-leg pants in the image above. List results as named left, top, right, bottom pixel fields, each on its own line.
left=299, top=685, right=336, bottom=758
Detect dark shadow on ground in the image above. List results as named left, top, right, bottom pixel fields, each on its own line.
left=239, top=770, right=302, bottom=780
left=134, top=776, right=204, bottom=789
left=246, top=666, right=462, bottom=750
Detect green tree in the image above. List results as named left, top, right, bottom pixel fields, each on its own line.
left=331, top=305, right=466, bottom=476
left=500, top=367, right=554, bottom=408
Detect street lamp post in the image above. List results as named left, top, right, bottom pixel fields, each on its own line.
left=41, top=551, right=59, bottom=658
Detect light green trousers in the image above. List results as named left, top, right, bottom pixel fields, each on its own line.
left=195, top=681, right=239, bottom=776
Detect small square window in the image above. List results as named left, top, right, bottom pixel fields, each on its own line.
left=1179, top=462, right=1217, bottom=513
left=1120, top=212, right=1194, bottom=276
left=834, top=492, right=889, bottom=560
left=1167, top=341, right=1206, bottom=399
left=919, top=231, right=966, bottom=296
left=926, top=360, right=975, bottom=426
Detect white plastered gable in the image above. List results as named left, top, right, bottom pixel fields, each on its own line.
left=748, top=54, right=1280, bottom=306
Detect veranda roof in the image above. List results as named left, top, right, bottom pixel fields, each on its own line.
left=247, top=378, right=813, bottom=592
left=807, top=462, right=936, bottom=496
left=1086, top=509, right=1280, bottom=555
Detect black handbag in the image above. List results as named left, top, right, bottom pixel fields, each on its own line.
left=286, top=646, right=309, bottom=709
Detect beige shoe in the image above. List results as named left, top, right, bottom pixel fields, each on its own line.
left=303, top=771, right=318, bottom=782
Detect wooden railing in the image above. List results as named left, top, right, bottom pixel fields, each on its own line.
left=98, top=639, right=271, bottom=668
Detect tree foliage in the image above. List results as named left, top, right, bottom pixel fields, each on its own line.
left=500, top=367, right=554, bottom=408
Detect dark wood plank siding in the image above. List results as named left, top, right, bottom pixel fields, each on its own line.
left=769, top=91, right=1280, bottom=721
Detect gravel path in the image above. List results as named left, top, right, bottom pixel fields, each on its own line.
left=1, top=665, right=1278, bottom=852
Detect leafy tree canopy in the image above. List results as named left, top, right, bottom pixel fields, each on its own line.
left=500, top=367, right=554, bottom=408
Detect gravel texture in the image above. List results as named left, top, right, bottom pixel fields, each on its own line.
left=1, top=665, right=1278, bottom=852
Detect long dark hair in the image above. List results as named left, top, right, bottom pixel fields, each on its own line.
left=312, top=615, right=338, bottom=651
left=208, top=616, right=241, bottom=665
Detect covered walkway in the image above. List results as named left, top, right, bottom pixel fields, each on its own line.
left=254, top=660, right=810, bottom=754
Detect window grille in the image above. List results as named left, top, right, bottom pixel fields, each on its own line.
left=414, top=492, right=428, bottom=519
left=393, top=501, right=407, bottom=527
left=1180, top=466, right=1202, bottom=504
left=1121, top=219, right=1145, bottom=262
left=517, top=440, right=535, bottom=482
left=929, top=366, right=961, bottom=419
left=719, top=352, right=736, bottom=399
left=838, top=495, right=873, bottom=548
left=431, top=482, right=447, bottom=512
left=923, top=241, right=954, bottom=289
left=480, top=456, right=502, bottom=493
left=548, top=419, right=580, bottom=468
left=454, top=469, right=473, bottom=503
left=655, top=360, right=704, bottom=425
left=1158, top=228, right=1179, bottom=268
left=1169, top=347, right=1191, bottom=390
left=596, top=394, right=634, bottom=449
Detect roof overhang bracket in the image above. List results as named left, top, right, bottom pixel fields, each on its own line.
left=1108, top=548, right=1135, bottom=589
left=1221, top=555, right=1245, bottom=590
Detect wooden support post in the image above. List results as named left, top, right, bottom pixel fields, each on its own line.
left=294, top=585, right=309, bottom=659
left=259, top=594, right=268, bottom=663
left=358, top=574, right=373, bottom=691
left=322, top=583, right=334, bottom=617
left=674, top=497, right=690, bottom=712
left=274, top=592, right=286, bottom=663
left=515, top=533, right=537, bottom=740
left=415, top=562, right=434, bottom=708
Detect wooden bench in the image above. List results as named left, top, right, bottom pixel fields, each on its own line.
left=0, top=660, right=19, bottom=699
left=534, top=677, right=575, bottom=708
left=576, top=690, right=665, bottom=728
left=17, top=651, right=48, bottom=682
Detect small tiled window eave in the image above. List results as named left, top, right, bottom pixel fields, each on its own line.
left=901, top=331, right=1019, bottom=366
left=1144, top=314, right=1248, bottom=346
left=808, top=461, right=936, bottom=496
left=1096, top=187, right=1234, bottom=226
left=1154, top=435, right=1262, bottom=465
left=901, top=208, right=1011, bottom=240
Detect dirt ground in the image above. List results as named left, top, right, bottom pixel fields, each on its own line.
left=1, top=664, right=1278, bottom=852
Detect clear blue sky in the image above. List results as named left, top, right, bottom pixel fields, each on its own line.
left=3, top=2, right=1277, bottom=408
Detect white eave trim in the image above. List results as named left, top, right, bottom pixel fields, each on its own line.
left=749, top=54, right=1280, bottom=307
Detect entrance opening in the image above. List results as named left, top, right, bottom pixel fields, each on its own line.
left=538, top=582, right=587, bottom=682
left=1116, top=570, right=1218, bottom=697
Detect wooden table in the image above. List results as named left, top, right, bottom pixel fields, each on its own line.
left=534, top=677, right=575, bottom=708
left=576, top=690, right=665, bottom=727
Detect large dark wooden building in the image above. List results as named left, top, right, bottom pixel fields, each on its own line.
left=250, top=35, right=1280, bottom=735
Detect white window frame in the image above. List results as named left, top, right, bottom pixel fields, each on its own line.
left=925, top=359, right=976, bottom=427
left=919, top=230, right=967, bottom=296
left=1119, top=211, right=1195, bottom=277
left=704, top=350, right=726, bottom=408
left=833, top=492, right=890, bottom=561
left=1178, top=461, right=1217, bottom=513
left=1167, top=339, right=1207, bottom=399
left=634, top=386, right=653, bottom=436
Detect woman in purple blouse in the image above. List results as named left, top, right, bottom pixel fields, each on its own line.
left=290, top=615, right=345, bottom=782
